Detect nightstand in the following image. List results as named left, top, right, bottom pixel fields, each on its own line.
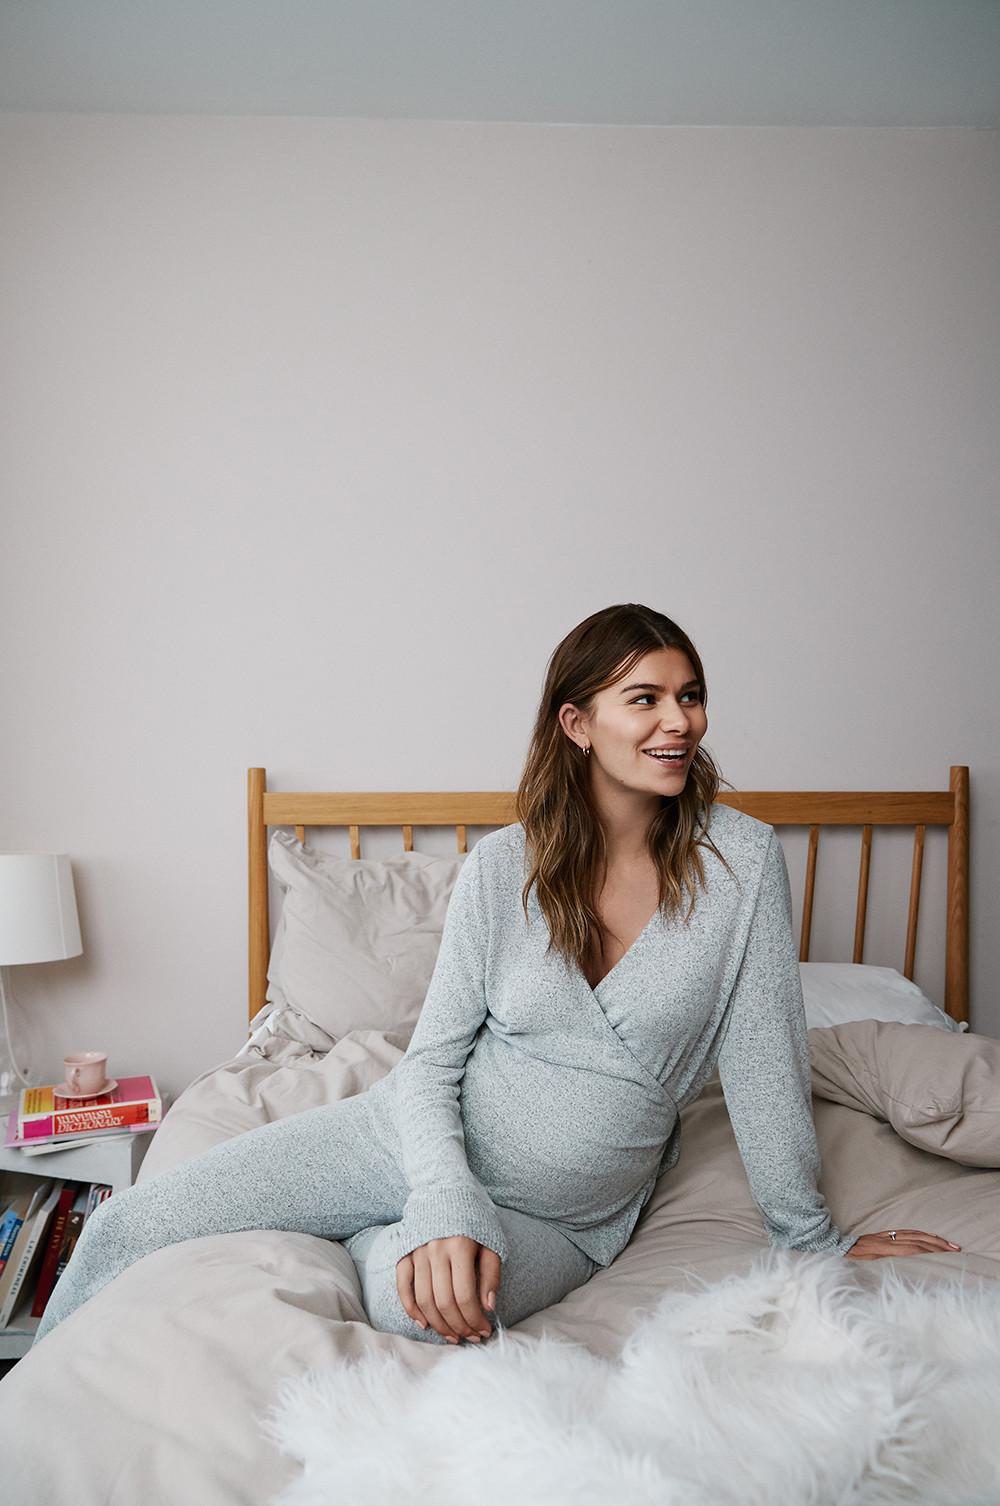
left=0, top=1128, right=156, bottom=1360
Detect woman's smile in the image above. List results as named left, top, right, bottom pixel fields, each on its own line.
left=641, top=747, right=691, bottom=772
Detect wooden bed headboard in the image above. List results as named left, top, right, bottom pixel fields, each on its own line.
left=247, top=765, right=970, bottom=1029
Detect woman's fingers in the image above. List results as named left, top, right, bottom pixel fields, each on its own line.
left=413, top=1254, right=463, bottom=1342
left=430, top=1248, right=485, bottom=1340
left=890, top=1229, right=961, bottom=1251
left=395, top=1253, right=428, bottom=1330
left=447, top=1246, right=492, bottom=1338
left=478, top=1247, right=502, bottom=1316
left=398, top=1239, right=498, bottom=1341
left=846, top=1230, right=962, bottom=1259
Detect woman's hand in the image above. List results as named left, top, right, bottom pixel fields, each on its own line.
left=396, top=1235, right=501, bottom=1343
left=845, top=1229, right=962, bottom=1259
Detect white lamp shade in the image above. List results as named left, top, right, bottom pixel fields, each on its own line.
left=0, top=853, right=83, bottom=965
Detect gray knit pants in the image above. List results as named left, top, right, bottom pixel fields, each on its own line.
left=32, top=1090, right=597, bottom=1348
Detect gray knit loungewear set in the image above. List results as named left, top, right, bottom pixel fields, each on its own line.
left=34, top=804, right=857, bottom=1348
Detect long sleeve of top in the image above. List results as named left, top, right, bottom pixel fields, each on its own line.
left=366, top=802, right=859, bottom=1270
left=385, top=843, right=511, bottom=1265
left=716, top=830, right=861, bottom=1257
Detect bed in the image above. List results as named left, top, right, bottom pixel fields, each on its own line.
left=2, top=764, right=998, bottom=1505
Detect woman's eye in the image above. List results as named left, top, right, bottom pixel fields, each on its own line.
left=632, top=691, right=701, bottom=705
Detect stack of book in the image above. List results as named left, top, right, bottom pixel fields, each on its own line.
left=0, top=1171, right=112, bottom=1329
left=4, top=1075, right=162, bottom=1155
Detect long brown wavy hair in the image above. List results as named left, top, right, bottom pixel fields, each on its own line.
left=513, top=603, right=739, bottom=974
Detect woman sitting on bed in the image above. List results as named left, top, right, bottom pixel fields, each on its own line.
left=33, top=602, right=960, bottom=1351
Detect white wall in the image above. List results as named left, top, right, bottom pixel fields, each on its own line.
left=1, top=116, right=997, bottom=1100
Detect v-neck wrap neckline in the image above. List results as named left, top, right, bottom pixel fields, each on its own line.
left=567, top=911, right=681, bottom=1122
left=583, top=903, right=662, bottom=999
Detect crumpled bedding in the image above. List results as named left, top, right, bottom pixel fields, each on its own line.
left=1, top=1020, right=998, bottom=1506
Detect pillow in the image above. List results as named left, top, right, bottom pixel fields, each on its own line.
left=264, top=829, right=468, bottom=1044
left=809, top=1018, right=1000, bottom=1166
left=800, top=962, right=966, bottom=1034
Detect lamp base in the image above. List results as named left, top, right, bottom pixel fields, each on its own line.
left=0, top=966, right=42, bottom=1098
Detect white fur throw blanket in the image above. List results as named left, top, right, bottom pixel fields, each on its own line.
left=260, top=1251, right=1000, bottom=1506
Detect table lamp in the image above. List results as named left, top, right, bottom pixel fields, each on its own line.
left=0, top=853, right=83, bottom=1098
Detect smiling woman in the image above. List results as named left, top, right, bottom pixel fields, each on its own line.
left=515, top=602, right=732, bottom=986
left=501, top=602, right=956, bottom=1267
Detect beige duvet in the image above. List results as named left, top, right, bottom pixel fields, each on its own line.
left=1, top=1019, right=998, bottom=1506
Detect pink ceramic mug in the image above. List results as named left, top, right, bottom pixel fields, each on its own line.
left=64, top=1052, right=109, bottom=1095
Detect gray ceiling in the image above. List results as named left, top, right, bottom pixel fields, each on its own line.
left=1, top=0, right=998, bottom=127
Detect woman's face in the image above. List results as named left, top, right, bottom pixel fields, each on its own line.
left=565, top=647, right=708, bottom=794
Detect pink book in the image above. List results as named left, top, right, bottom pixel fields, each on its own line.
left=5, top=1110, right=158, bottom=1150
left=12, top=1076, right=162, bottom=1142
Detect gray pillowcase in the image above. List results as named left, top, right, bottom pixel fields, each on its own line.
left=265, top=830, right=468, bottom=1045
left=810, top=1018, right=1000, bottom=1167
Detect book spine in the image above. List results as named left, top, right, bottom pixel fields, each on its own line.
left=53, top=1209, right=85, bottom=1283
left=29, top=1185, right=77, bottom=1318
left=0, top=1182, right=62, bottom=1329
left=0, top=1210, right=23, bottom=1276
left=20, top=1101, right=156, bottom=1140
left=9, top=1120, right=159, bottom=1150
left=82, top=1182, right=111, bottom=1219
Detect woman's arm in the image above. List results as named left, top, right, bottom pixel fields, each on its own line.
left=716, top=828, right=860, bottom=1257
left=390, top=841, right=510, bottom=1264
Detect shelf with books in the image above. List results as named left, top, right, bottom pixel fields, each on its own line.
left=0, top=1121, right=158, bottom=1361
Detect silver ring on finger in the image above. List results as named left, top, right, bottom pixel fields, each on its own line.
left=889, top=1230, right=897, bottom=1241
